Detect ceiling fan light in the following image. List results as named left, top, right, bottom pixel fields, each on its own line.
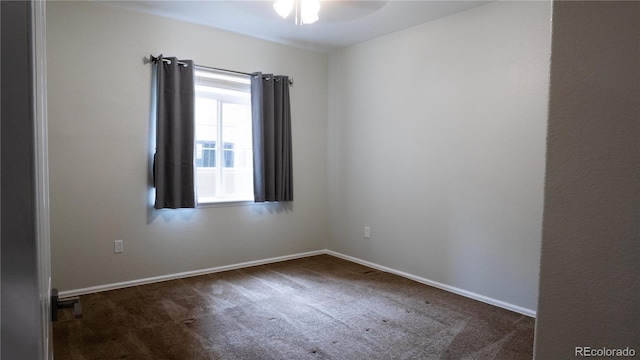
left=300, top=0, right=320, bottom=24
left=273, top=0, right=294, bottom=19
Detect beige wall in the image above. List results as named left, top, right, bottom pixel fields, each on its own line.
left=535, top=1, right=640, bottom=357
left=47, top=1, right=329, bottom=291
left=326, top=1, right=552, bottom=313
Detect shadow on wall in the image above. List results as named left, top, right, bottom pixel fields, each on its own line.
left=247, top=202, right=293, bottom=215
left=145, top=189, right=294, bottom=224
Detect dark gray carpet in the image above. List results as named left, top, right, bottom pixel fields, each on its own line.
left=53, top=254, right=534, bottom=359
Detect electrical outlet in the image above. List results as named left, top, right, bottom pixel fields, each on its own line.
left=114, top=240, right=124, bottom=253
left=364, top=226, right=371, bottom=239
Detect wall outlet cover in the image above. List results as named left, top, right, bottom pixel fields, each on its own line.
left=114, top=240, right=124, bottom=253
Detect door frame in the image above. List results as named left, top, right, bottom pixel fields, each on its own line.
left=32, top=0, right=53, bottom=358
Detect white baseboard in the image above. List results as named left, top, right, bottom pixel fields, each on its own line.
left=59, top=248, right=536, bottom=318
left=58, top=250, right=325, bottom=298
left=325, top=250, right=536, bottom=318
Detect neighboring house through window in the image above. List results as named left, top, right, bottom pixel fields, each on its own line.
left=196, top=140, right=235, bottom=168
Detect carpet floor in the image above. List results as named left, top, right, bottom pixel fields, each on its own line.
left=53, top=254, right=534, bottom=359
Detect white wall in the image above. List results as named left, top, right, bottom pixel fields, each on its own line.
left=327, top=1, right=551, bottom=312
left=47, top=1, right=328, bottom=291
left=535, top=1, right=639, bottom=357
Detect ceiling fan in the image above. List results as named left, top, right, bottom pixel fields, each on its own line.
left=272, top=0, right=388, bottom=25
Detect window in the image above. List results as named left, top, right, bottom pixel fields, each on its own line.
left=196, top=140, right=235, bottom=168
left=194, top=69, right=253, bottom=204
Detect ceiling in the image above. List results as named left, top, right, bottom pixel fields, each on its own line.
left=103, top=1, right=493, bottom=53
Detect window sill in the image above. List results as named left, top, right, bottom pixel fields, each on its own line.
left=197, top=199, right=255, bottom=208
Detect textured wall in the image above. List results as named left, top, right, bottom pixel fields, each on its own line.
left=327, top=1, right=551, bottom=312
left=47, top=1, right=329, bottom=291
left=534, top=1, right=640, bottom=357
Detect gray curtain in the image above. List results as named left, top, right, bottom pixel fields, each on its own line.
left=251, top=72, right=293, bottom=202
left=154, top=55, right=196, bottom=209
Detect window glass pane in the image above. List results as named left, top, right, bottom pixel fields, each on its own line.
left=194, top=69, right=253, bottom=204
left=220, top=102, right=253, bottom=199
left=195, top=95, right=219, bottom=201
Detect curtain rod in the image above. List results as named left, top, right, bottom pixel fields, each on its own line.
left=149, top=55, right=293, bottom=85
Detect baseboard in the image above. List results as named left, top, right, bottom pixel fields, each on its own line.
left=325, top=250, right=536, bottom=318
left=58, top=250, right=325, bottom=298
left=59, top=248, right=536, bottom=318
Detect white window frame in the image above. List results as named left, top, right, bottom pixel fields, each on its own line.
left=194, top=68, right=253, bottom=205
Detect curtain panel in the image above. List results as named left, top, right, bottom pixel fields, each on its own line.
left=153, top=55, right=196, bottom=209
left=251, top=73, right=294, bottom=202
